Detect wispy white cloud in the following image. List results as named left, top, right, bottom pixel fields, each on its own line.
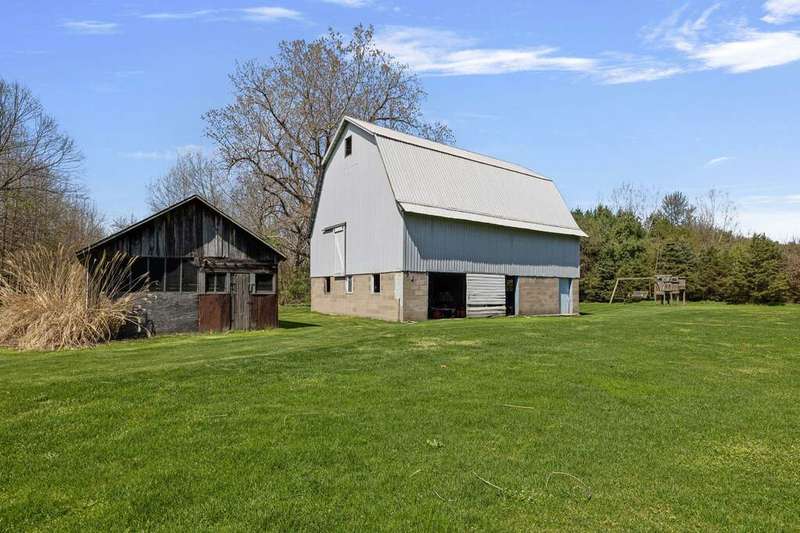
left=141, top=6, right=301, bottom=23
left=62, top=20, right=119, bottom=35
left=121, top=144, right=208, bottom=160
left=375, top=5, right=800, bottom=86
left=762, top=0, right=800, bottom=24
left=321, top=0, right=372, bottom=7
left=376, top=27, right=686, bottom=84
left=142, top=9, right=218, bottom=20
left=691, top=30, right=800, bottom=73
left=646, top=5, right=800, bottom=73
left=240, top=7, right=303, bottom=21
left=705, top=156, right=733, bottom=168
left=376, top=27, right=597, bottom=76
left=384, top=27, right=600, bottom=75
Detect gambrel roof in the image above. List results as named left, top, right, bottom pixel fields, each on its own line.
left=322, top=116, right=587, bottom=238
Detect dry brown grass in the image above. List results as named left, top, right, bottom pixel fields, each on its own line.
left=0, top=246, right=141, bottom=351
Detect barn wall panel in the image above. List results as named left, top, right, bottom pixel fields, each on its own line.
left=403, top=214, right=580, bottom=278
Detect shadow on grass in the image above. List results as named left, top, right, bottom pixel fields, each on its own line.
left=279, top=320, right=320, bottom=329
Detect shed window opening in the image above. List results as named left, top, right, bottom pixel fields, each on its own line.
left=148, top=258, right=165, bottom=292
left=181, top=260, right=198, bottom=292
left=345, top=275, right=354, bottom=294
left=371, top=274, right=381, bottom=293
left=254, top=272, right=274, bottom=293
left=205, top=272, right=227, bottom=293
left=324, top=277, right=332, bottom=294
left=344, top=135, right=352, bottom=157
left=131, top=257, right=148, bottom=291
left=165, top=258, right=181, bottom=292
left=124, top=257, right=199, bottom=293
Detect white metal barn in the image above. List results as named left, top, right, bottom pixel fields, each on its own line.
left=310, top=116, right=586, bottom=322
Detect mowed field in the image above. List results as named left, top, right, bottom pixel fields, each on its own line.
left=1, top=303, right=798, bottom=531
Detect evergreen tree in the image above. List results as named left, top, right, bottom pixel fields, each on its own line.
left=725, top=235, right=789, bottom=304
left=748, top=234, right=789, bottom=304
left=694, top=246, right=729, bottom=301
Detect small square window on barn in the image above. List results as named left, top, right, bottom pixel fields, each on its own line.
left=324, top=277, right=331, bottom=293
left=345, top=275, right=354, bottom=294
left=181, top=259, right=198, bottom=292
left=205, top=272, right=227, bottom=293
left=371, top=273, right=381, bottom=293
left=345, top=135, right=352, bottom=157
left=165, top=258, right=181, bottom=292
left=254, top=272, right=274, bottom=293
left=148, top=258, right=165, bottom=292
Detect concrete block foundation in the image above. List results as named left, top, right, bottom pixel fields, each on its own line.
left=311, top=273, right=579, bottom=321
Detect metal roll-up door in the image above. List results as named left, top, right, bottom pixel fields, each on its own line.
left=466, top=274, right=506, bottom=317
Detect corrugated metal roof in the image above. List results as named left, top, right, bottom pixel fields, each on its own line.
left=341, top=116, right=586, bottom=238
left=345, top=116, right=548, bottom=180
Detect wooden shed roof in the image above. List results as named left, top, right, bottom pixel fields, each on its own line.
left=76, top=195, right=286, bottom=260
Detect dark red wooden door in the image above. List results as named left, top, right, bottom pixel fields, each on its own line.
left=250, top=294, right=278, bottom=329
left=198, top=294, right=231, bottom=332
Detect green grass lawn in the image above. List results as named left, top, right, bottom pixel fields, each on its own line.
left=1, top=303, right=799, bottom=531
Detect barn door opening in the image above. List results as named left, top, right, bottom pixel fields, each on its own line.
left=428, top=273, right=466, bottom=319
left=559, top=278, right=573, bottom=315
left=505, top=276, right=518, bottom=316
left=231, top=272, right=251, bottom=330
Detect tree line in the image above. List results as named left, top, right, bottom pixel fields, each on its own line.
left=0, top=79, right=103, bottom=261
left=574, top=187, right=799, bottom=304
left=2, top=25, right=796, bottom=306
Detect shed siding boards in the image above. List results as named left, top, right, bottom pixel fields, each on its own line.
left=311, top=123, right=405, bottom=277
left=403, top=213, right=580, bottom=278
left=85, top=199, right=279, bottom=264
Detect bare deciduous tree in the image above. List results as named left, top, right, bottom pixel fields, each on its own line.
left=0, top=79, right=81, bottom=194
left=694, top=188, right=738, bottom=242
left=203, top=25, right=454, bottom=264
left=0, top=78, right=99, bottom=257
left=147, top=151, right=231, bottom=212
left=608, top=182, right=659, bottom=225
left=109, top=213, right=139, bottom=233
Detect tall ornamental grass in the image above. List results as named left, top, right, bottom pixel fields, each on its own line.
left=0, top=246, right=140, bottom=351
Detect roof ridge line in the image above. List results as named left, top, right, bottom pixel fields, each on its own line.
left=346, top=116, right=552, bottom=182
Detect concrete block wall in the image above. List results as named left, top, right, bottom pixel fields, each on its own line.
left=518, top=277, right=560, bottom=315
left=402, top=272, right=428, bottom=321
left=312, top=273, right=579, bottom=321
left=311, top=273, right=401, bottom=321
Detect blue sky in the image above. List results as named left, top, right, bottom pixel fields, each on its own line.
left=1, top=0, right=799, bottom=240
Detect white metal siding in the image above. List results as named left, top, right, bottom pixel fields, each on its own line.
left=311, top=125, right=405, bottom=277
left=466, top=274, right=506, bottom=317
left=404, top=214, right=580, bottom=278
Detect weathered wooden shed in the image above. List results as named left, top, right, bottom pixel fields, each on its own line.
left=77, top=195, right=285, bottom=333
